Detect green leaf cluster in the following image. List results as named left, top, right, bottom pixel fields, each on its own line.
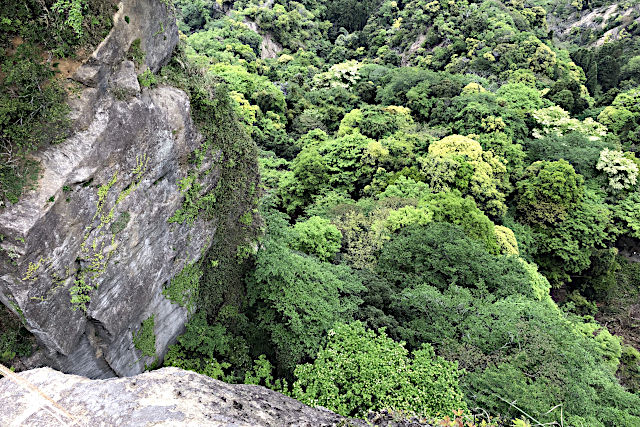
left=292, top=322, right=467, bottom=419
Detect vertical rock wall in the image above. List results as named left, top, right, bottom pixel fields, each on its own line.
left=0, top=0, right=231, bottom=377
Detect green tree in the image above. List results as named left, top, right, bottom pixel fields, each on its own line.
left=376, top=223, right=543, bottom=300
left=421, top=135, right=509, bottom=217
left=423, top=191, right=500, bottom=254
left=247, top=209, right=364, bottom=373
left=291, top=322, right=467, bottom=419
left=516, top=160, right=584, bottom=225
left=290, top=216, right=342, bottom=261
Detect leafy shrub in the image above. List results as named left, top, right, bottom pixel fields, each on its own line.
left=516, top=160, right=584, bottom=225
left=290, top=216, right=342, bottom=261
left=0, top=44, right=70, bottom=206
left=163, top=310, right=250, bottom=381
left=246, top=209, right=364, bottom=373
left=292, top=322, right=467, bottom=419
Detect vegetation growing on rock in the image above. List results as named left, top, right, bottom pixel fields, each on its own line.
left=3, top=0, right=640, bottom=425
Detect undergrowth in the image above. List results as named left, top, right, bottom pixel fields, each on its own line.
left=0, top=304, right=33, bottom=368
left=0, top=1, right=116, bottom=207
left=159, top=41, right=261, bottom=381
left=160, top=40, right=261, bottom=320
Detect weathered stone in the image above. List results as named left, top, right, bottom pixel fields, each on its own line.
left=0, top=81, right=215, bottom=377
left=93, top=0, right=178, bottom=72
left=72, top=64, right=101, bottom=87
left=110, top=60, right=141, bottom=97
left=0, top=367, right=365, bottom=426
left=0, top=0, right=222, bottom=378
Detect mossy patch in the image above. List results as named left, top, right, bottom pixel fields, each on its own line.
left=160, top=41, right=261, bottom=318
left=133, top=314, right=156, bottom=358
left=163, top=261, right=202, bottom=314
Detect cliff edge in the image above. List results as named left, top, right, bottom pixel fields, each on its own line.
left=0, top=367, right=363, bottom=426
left=0, top=0, right=255, bottom=378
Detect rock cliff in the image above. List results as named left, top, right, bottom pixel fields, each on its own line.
left=0, top=367, right=362, bottom=426
left=0, top=0, right=251, bottom=378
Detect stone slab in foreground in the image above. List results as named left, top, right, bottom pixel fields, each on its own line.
left=0, top=367, right=363, bottom=426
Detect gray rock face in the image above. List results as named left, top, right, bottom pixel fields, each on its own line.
left=0, top=0, right=219, bottom=378
left=0, top=367, right=360, bottom=426
left=77, top=0, right=178, bottom=80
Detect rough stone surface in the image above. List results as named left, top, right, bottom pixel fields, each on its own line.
left=0, top=367, right=363, bottom=426
left=244, top=18, right=283, bottom=60
left=110, top=60, right=141, bottom=96
left=0, top=0, right=219, bottom=378
left=74, top=0, right=179, bottom=85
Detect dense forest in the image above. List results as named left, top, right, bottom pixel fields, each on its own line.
left=2, top=0, right=640, bottom=425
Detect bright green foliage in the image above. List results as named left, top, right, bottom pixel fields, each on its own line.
left=423, top=191, right=499, bottom=254
left=279, top=147, right=330, bottom=215
left=421, top=135, right=509, bottom=217
left=596, top=148, right=639, bottom=192
left=597, top=88, right=640, bottom=146
left=337, top=105, right=414, bottom=140
left=598, top=106, right=636, bottom=134
left=612, top=191, right=640, bottom=239
left=282, top=132, right=394, bottom=213
left=210, top=63, right=286, bottom=120
left=185, top=16, right=262, bottom=64
left=163, top=261, right=202, bottom=314
left=516, top=160, right=584, bottom=225
left=138, top=69, right=158, bottom=88
left=247, top=209, right=364, bottom=373
left=471, top=132, right=525, bottom=176
left=52, top=0, right=86, bottom=36
left=290, top=216, right=342, bottom=261
left=494, top=225, right=519, bottom=255
left=292, top=322, right=467, bottom=419
left=376, top=176, right=430, bottom=200
left=244, top=1, right=331, bottom=54
left=133, top=315, right=156, bottom=358
left=330, top=203, right=395, bottom=270
left=428, top=89, right=528, bottom=141
left=244, top=355, right=275, bottom=388
left=383, top=205, right=433, bottom=233
left=496, top=83, right=544, bottom=115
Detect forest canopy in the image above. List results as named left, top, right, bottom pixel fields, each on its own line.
left=3, top=0, right=640, bottom=425
left=160, top=0, right=640, bottom=424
